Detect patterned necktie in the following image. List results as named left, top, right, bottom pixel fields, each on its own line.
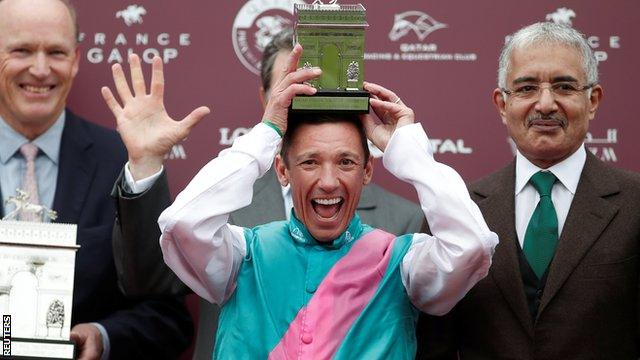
left=19, top=143, right=40, bottom=221
left=523, top=171, right=558, bottom=279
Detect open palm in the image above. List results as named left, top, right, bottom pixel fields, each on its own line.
left=101, top=54, right=210, bottom=178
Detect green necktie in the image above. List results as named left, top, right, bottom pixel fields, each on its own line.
left=523, top=171, right=558, bottom=279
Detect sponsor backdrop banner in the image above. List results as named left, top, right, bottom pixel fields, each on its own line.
left=68, top=1, right=639, bottom=201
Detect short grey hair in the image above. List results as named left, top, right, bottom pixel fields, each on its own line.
left=260, top=28, right=294, bottom=93
left=497, top=22, right=598, bottom=89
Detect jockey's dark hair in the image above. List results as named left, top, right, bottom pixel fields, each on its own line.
left=280, top=113, right=370, bottom=168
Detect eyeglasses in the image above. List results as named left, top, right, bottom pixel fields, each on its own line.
left=501, top=82, right=594, bottom=100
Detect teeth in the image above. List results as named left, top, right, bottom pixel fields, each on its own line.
left=24, top=85, right=51, bottom=94
left=314, top=198, right=341, bottom=205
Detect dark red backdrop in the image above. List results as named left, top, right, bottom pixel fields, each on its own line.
left=66, top=1, right=639, bottom=357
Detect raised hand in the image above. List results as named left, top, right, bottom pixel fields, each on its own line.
left=262, top=44, right=320, bottom=134
left=361, top=82, right=415, bottom=152
left=101, top=54, right=210, bottom=180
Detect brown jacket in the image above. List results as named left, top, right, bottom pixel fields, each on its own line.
left=418, top=152, right=640, bottom=359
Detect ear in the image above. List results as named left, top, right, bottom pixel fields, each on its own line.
left=492, top=88, right=508, bottom=125
left=259, top=87, right=268, bottom=110
left=362, top=156, right=373, bottom=185
left=587, top=84, right=603, bottom=121
left=274, top=155, right=289, bottom=186
left=71, top=46, right=80, bottom=78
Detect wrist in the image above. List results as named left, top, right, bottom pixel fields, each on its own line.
left=262, top=119, right=284, bottom=137
left=128, top=156, right=164, bottom=181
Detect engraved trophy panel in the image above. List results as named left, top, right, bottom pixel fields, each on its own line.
left=292, top=0, right=370, bottom=113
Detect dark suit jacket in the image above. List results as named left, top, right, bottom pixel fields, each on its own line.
left=0, top=111, right=193, bottom=359
left=417, top=152, right=640, bottom=359
left=112, top=165, right=425, bottom=360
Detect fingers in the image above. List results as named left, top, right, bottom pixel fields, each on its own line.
left=278, top=83, right=317, bottom=106
left=129, top=54, right=147, bottom=96
left=100, top=87, right=122, bottom=117
left=111, top=62, right=133, bottom=104
left=280, top=67, right=321, bottom=89
left=150, top=56, right=165, bottom=100
left=181, top=106, right=211, bottom=132
left=369, top=98, right=405, bottom=121
left=282, top=43, right=303, bottom=77
left=364, top=81, right=401, bottom=104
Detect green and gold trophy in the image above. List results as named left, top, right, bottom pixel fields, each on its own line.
left=291, top=0, right=369, bottom=113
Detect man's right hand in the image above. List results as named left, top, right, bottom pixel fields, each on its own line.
left=101, top=54, right=210, bottom=180
left=261, top=44, right=320, bottom=135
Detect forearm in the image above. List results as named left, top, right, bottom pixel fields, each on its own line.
left=386, top=123, right=498, bottom=315
left=158, top=122, right=281, bottom=304
left=112, top=170, right=189, bottom=296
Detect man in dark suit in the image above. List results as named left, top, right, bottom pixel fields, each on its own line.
left=0, top=0, right=192, bottom=358
left=108, top=29, right=425, bottom=359
left=417, top=22, right=640, bottom=359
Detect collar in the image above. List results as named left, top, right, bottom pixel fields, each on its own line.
left=287, top=210, right=363, bottom=249
left=0, top=111, right=65, bottom=165
left=515, top=145, right=586, bottom=195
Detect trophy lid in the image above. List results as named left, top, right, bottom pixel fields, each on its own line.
left=294, top=3, right=368, bottom=28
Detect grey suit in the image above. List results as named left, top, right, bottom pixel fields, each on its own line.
left=113, top=167, right=424, bottom=360
left=417, top=152, right=640, bottom=359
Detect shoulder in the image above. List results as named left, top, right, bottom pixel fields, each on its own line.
left=469, top=162, right=514, bottom=196
left=65, top=110, right=126, bottom=161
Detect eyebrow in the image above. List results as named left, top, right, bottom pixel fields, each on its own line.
left=294, top=150, right=362, bottom=162
left=512, top=75, right=579, bottom=84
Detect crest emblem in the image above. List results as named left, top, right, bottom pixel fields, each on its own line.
left=116, top=5, right=147, bottom=27
left=389, top=11, right=447, bottom=41
left=232, top=0, right=305, bottom=75
left=545, top=7, right=576, bottom=27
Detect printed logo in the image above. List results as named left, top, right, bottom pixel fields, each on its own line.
left=388, top=11, right=447, bottom=41
left=366, top=10, right=477, bottom=63
left=545, top=7, right=576, bottom=27
left=115, top=5, right=147, bottom=26
left=368, top=138, right=472, bottom=159
left=232, top=0, right=306, bottom=75
left=507, top=129, right=619, bottom=162
left=81, top=4, right=192, bottom=65
left=165, top=145, right=188, bottom=160
left=538, top=8, right=621, bottom=62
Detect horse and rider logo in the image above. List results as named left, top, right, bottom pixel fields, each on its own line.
left=389, top=11, right=447, bottom=42
left=546, top=7, right=576, bottom=27
left=116, top=4, right=147, bottom=26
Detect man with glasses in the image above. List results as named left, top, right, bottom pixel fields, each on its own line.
left=418, top=22, right=640, bottom=359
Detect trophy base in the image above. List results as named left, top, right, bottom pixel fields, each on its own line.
left=2, top=337, right=76, bottom=359
left=291, top=90, right=370, bottom=114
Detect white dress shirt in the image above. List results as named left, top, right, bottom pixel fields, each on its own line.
left=514, top=146, right=587, bottom=247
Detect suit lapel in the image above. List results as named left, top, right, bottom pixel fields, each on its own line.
left=537, top=153, right=619, bottom=316
left=473, top=162, right=534, bottom=336
left=52, top=112, right=96, bottom=224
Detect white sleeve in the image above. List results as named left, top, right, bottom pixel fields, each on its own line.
left=158, top=123, right=281, bottom=305
left=386, top=123, right=499, bottom=316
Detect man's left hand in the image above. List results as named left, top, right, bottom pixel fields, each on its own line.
left=361, top=81, right=415, bottom=152
left=70, top=323, right=103, bottom=360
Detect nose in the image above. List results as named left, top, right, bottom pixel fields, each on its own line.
left=29, top=52, right=51, bottom=78
left=317, top=165, right=340, bottom=192
left=534, top=85, right=558, bottom=115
